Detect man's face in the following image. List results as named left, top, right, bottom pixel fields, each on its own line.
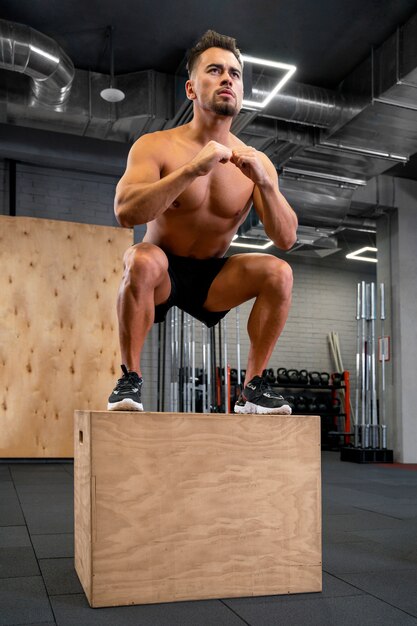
left=186, top=47, right=243, bottom=117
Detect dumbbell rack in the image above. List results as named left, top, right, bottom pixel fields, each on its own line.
left=272, top=371, right=351, bottom=450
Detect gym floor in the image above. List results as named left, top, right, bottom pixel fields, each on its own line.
left=1, top=452, right=417, bottom=626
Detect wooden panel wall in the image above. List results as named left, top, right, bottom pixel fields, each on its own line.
left=0, top=216, right=132, bottom=458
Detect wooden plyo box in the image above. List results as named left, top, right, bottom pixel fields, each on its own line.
left=74, top=411, right=322, bottom=608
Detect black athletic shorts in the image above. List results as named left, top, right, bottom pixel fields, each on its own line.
left=154, top=252, right=230, bottom=327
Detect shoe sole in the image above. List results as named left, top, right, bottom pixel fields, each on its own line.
left=107, top=399, right=143, bottom=411
left=234, top=401, right=292, bottom=415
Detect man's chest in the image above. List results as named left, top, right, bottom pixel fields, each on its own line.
left=163, top=155, right=254, bottom=217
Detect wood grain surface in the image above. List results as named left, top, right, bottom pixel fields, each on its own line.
left=0, top=216, right=132, bottom=457
left=74, top=410, right=92, bottom=600
left=74, top=411, right=322, bottom=607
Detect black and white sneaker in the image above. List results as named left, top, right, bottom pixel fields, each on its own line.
left=107, top=365, right=143, bottom=411
left=234, top=375, right=292, bottom=415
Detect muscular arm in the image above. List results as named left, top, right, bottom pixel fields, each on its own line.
left=230, top=146, right=298, bottom=250
left=115, top=134, right=234, bottom=228
left=252, top=155, right=298, bottom=250
left=115, top=134, right=198, bottom=227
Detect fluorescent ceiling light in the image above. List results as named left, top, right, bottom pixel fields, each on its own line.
left=283, top=166, right=367, bottom=186
left=346, top=247, right=378, bottom=263
left=231, top=238, right=274, bottom=250
left=241, top=54, right=296, bottom=109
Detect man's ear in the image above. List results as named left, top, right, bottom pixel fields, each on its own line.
left=185, top=79, right=196, bottom=101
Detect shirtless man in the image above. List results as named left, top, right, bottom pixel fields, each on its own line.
left=107, top=30, right=298, bottom=414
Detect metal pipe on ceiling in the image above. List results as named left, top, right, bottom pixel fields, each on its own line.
left=256, top=80, right=362, bottom=129
left=0, top=18, right=74, bottom=108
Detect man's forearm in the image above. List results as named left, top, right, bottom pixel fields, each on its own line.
left=256, top=180, right=298, bottom=250
left=115, top=164, right=198, bottom=227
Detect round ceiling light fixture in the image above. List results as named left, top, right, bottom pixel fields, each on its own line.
left=100, top=25, right=125, bottom=103
left=100, top=87, right=125, bottom=103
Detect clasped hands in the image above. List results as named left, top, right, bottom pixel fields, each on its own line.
left=191, top=140, right=269, bottom=186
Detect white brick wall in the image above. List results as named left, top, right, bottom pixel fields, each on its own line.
left=12, top=163, right=119, bottom=226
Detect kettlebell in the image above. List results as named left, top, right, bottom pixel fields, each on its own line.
left=277, top=368, right=289, bottom=384
left=287, top=369, right=300, bottom=384
left=299, top=369, right=309, bottom=385
left=320, top=372, right=330, bottom=387
left=266, top=368, right=276, bottom=384
left=309, top=371, right=321, bottom=386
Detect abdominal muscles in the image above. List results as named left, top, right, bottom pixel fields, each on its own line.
left=145, top=201, right=251, bottom=258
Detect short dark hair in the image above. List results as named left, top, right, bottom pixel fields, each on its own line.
left=186, top=30, right=243, bottom=77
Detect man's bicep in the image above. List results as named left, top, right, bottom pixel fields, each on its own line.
left=117, top=135, right=162, bottom=190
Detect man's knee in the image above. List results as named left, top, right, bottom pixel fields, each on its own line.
left=122, top=243, right=168, bottom=286
left=261, top=256, right=293, bottom=295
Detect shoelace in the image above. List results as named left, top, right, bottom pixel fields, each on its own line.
left=257, top=378, right=268, bottom=393
left=255, top=378, right=282, bottom=398
left=114, top=365, right=140, bottom=391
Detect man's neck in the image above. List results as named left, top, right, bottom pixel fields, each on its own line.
left=187, top=109, right=234, bottom=145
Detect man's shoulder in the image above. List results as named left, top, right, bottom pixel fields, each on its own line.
left=128, top=128, right=182, bottom=165
left=133, top=127, right=183, bottom=148
left=229, top=133, right=247, bottom=148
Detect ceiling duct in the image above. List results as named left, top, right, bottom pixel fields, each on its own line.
left=277, top=172, right=357, bottom=229
left=251, top=79, right=363, bottom=130
left=288, top=225, right=340, bottom=258
left=0, top=67, right=174, bottom=142
left=241, top=7, right=417, bottom=231
left=336, top=216, right=376, bottom=234
left=238, top=211, right=341, bottom=257
left=0, top=19, right=74, bottom=108
left=325, top=10, right=417, bottom=160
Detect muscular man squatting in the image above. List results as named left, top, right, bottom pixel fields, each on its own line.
left=107, top=30, right=298, bottom=414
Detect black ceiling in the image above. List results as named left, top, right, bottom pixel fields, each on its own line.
left=2, top=0, right=417, bottom=88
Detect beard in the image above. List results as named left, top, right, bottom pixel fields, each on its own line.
left=209, top=95, right=237, bottom=117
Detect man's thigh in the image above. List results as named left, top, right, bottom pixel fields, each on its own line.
left=203, top=252, right=288, bottom=312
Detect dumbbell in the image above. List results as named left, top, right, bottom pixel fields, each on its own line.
left=286, top=395, right=296, bottom=411
left=332, top=397, right=342, bottom=413
left=308, top=397, right=318, bottom=413
left=318, top=396, right=330, bottom=413
left=295, top=394, right=308, bottom=413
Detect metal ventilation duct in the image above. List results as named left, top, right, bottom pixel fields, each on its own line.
left=325, top=11, right=417, bottom=160
left=251, top=79, right=363, bottom=130
left=0, top=67, right=174, bottom=142
left=0, top=18, right=74, bottom=108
